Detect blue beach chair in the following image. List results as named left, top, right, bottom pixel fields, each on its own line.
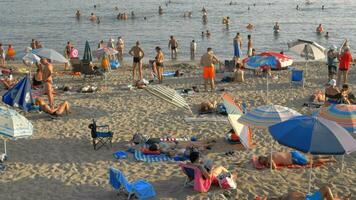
left=88, top=119, right=113, bottom=150
left=290, top=69, right=304, bottom=88
left=109, top=167, right=156, bottom=200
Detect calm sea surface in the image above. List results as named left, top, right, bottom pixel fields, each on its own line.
left=0, top=0, right=355, bottom=61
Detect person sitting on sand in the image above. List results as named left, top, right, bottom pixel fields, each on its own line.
left=246, top=23, right=254, bottom=30
left=258, top=185, right=351, bottom=200
left=75, top=10, right=81, bottom=18
left=258, top=151, right=335, bottom=169
left=200, top=100, right=217, bottom=113
left=89, top=13, right=97, bottom=21
left=340, top=84, right=356, bottom=104
left=0, top=76, right=17, bottom=90
left=35, top=98, right=70, bottom=116
left=186, top=151, right=236, bottom=184
left=234, top=61, right=244, bottom=82
left=325, top=79, right=341, bottom=105
left=316, top=24, right=324, bottom=33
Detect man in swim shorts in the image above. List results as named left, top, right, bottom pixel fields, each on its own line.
left=129, top=41, right=144, bottom=83
left=168, top=35, right=178, bottom=59
left=200, top=47, right=219, bottom=92
left=258, top=151, right=335, bottom=169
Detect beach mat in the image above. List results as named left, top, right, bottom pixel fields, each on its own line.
left=251, top=155, right=325, bottom=170
left=134, top=150, right=173, bottom=163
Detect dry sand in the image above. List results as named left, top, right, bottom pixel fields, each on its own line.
left=0, top=60, right=355, bottom=200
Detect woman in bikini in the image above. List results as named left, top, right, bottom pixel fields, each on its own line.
left=154, top=46, right=164, bottom=83
left=35, top=98, right=70, bottom=116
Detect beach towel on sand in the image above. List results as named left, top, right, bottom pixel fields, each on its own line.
left=134, top=150, right=173, bottom=162
left=251, top=155, right=324, bottom=170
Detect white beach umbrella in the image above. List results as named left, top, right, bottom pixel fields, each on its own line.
left=22, top=53, right=41, bottom=66
left=96, top=47, right=118, bottom=59
left=0, top=106, right=33, bottom=157
left=32, top=48, right=68, bottom=63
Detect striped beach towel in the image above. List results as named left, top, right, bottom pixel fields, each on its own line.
left=134, top=150, right=173, bottom=163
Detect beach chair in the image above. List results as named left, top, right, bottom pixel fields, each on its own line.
left=290, top=69, right=304, bottom=88
left=88, top=119, right=113, bottom=150
left=70, top=58, right=82, bottom=75
left=109, top=167, right=156, bottom=200
left=178, top=163, right=213, bottom=193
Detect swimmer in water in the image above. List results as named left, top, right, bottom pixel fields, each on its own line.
left=159, top=6, right=163, bottom=15
left=202, top=7, right=207, bottom=13
left=201, top=31, right=205, bottom=37
left=206, top=30, right=211, bottom=37
left=322, top=5, right=325, bottom=10
left=97, top=17, right=100, bottom=24
left=316, top=24, right=324, bottom=34
left=325, top=32, right=329, bottom=39
left=94, top=5, right=97, bottom=9
left=75, top=10, right=81, bottom=18
left=131, top=11, right=135, bottom=18
left=246, top=23, right=254, bottom=30
left=273, top=22, right=280, bottom=33
left=115, top=6, right=118, bottom=10
left=296, top=5, right=299, bottom=10
left=90, top=13, right=97, bottom=21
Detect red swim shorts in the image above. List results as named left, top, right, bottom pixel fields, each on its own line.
left=203, top=66, right=215, bottom=79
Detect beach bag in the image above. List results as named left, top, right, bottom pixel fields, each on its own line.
left=217, top=173, right=236, bottom=189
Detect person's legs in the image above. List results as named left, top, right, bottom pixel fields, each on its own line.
left=132, top=62, right=137, bottom=83
left=344, top=70, right=348, bottom=84
left=158, top=66, right=164, bottom=83
left=171, top=49, right=174, bottom=59
left=204, top=78, right=208, bottom=92
left=55, top=101, right=70, bottom=115
left=138, top=61, right=143, bottom=81
left=337, top=69, right=342, bottom=87
left=46, top=83, right=54, bottom=110
left=210, top=77, right=215, bottom=91
left=174, top=49, right=177, bottom=59
left=319, top=186, right=335, bottom=200
left=313, top=155, right=336, bottom=163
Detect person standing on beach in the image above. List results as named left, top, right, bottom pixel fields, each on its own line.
left=41, top=58, right=55, bottom=109
left=116, top=36, right=125, bottom=61
left=129, top=41, right=144, bottom=83
left=327, top=45, right=338, bottom=81
left=0, top=43, right=5, bottom=67
left=233, top=33, right=242, bottom=58
left=200, top=47, right=219, bottom=92
left=337, top=47, right=353, bottom=86
left=154, top=46, right=164, bottom=83
left=64, top=41, right=72, bottom=70
left=190, top=40, right=197, bottom=60
left=247, top=35, right=253, bottom=57
left=168, top=36, right=178, bottom=59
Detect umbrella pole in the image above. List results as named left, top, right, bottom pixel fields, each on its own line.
left=266, top=72, right=269, bottom=104
left=4, top=140, right=7, bottom=156
left=270, top=139, right=273, bottom=172
left=308, top=155, right=313, bottom=194
left=341, top=155, right=345, bottom=172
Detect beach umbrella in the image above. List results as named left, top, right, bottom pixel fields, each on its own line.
left=269, top=115, right=356, bottom=193
left=2, top=76, right=33, bottom=112
left=83, top=41, right=93, bottom=62
left=238, top=105, right=301, bottom=129
left=318, top=104, right=356, bottom=134
left=0, top=106, right=33, bottom=157
left=222, top=94, right=252, bottom=149
left=96, top=47, right=118, bottom=59
left=145, top=85, right=192, bottom=114
left=22, top=52, right=40, bottom=66
left=238, top=105, right=301, bottom=170
left=32, top=48, right=68, bottom=63
left=287, top=39, right=325, bottom=82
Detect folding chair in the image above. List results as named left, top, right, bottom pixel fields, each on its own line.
left=179, top=164, right=195, bottom=187
left=88, top=119, right=113, bottom=150
left=290, top=69, right=304, bottom=88
left=109, top=167, right=156, bottom=200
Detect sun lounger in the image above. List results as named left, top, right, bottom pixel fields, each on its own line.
left=109, top=167, right=156, bottom=200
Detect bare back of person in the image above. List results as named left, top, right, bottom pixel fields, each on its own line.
left=272, top=152, right=293, bottom=166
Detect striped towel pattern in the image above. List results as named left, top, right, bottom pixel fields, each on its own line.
left=134, top=150, right=173, bottom=163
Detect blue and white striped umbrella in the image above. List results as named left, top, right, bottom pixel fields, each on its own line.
left=238, top=105, right=301, bottom=129
left=269, top=115, right=356, bottom=155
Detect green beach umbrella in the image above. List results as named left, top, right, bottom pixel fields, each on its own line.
left=83, top=41, right=92, bottom=62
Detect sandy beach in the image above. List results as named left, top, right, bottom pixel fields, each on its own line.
left=0, top=60, right=355, bottom=200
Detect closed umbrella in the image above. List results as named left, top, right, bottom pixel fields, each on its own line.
left=145, top=85, right=192, bottom=114
left=287, top=39, right=326, bottom=83
left=32, top=48, right=68, bottom=63
left=318, top=104, right=356, bottom=134
left=83, top=41, right=93, bottom=62
left=269, top=115, right=356, bottom=193
left=222, top=94, right=252, bottom=149
left=0, top=106, right=33, bottom=157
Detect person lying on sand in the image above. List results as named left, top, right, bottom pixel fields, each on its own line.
left=258, top=151, right=335, bottom=169
left=0, top=77, right=17, bottom=90
left=258, top=185, right=351, bottom=200
left=35, top=98, right=71, bottom=116
left=200, top=100, right=217, bottom=113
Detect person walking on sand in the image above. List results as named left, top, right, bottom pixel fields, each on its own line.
left=0, top=43, right=5, bottom=67
left=233, top=32, right=242, bottom=58
left=116, top=36, right=125, bottom=61
left=190, top=40, right=197, bottom=60
left=327, top=45, right=338, bottom=81
left=64, top=41, right=72, bottom=70
left=337, top=47, right=353, bottom=86
left=200, top=47, right=219, bottom=92
left=168, top=35, right=178, bottom=59
left=41, top=58, right=55, bottom=109
left=247, top=35, right=253, bottom=57
left=129, top=41, right=144, bottom=83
